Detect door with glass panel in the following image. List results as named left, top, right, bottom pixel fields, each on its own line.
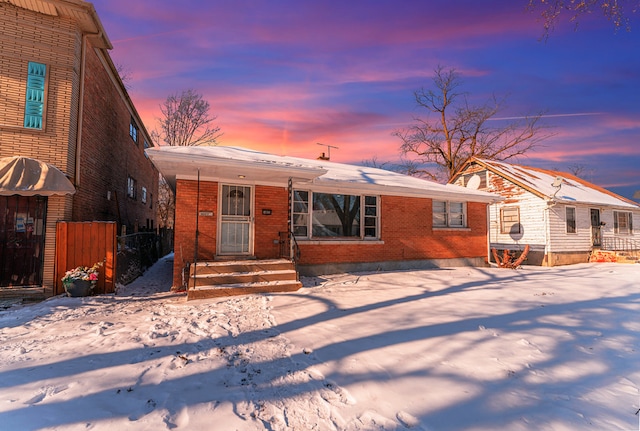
left=218, top=185, right=253, bottom=255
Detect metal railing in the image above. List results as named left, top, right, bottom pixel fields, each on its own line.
left=279, top=230, right=301, bottom=264
left=601, top=236, right=640, bottom=256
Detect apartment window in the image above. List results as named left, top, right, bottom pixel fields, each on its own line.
left=433, top=201, right=467, bottom=228
left=614, top=211, right=633, bottom=234
left=293, top=190, right=378, bottom=239
left=129, top=118, right=138, bottom=144
left=127, top=176, right=137, bottom=199
left=24, top=62, right=47, bottom=129
left=501, top=206, right=520, bottom=234
left=141, top=187, right=147, bottom=204
left=149, top=193, right=153, bottom=209
left=566, top=206, right=576, bottom=233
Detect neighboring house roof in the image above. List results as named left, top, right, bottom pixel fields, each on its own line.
left=465, top=158, right=639, bottom=209
left=146, top=146, right=500, bottom=203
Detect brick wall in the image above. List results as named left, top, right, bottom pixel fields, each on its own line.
left=77, top=40, right=158, bottom=231
left=0, top=2, right=159, bottom=292
left=0, top=2, right=79, bottom=170
left=172, top=180, right=489, bottom=288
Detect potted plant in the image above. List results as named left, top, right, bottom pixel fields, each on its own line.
left=61, top=261, right=104, bottom=297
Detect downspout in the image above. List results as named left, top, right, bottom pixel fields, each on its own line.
left=486, top=203, right=492, bottom=266
left=74, top=34, right=88, bottom=187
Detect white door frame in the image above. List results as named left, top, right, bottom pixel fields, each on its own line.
left=217, top=184, right=254, bottom=256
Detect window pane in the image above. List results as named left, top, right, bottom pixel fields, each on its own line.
left=433, top=213, right=447, bottom=226
left=449, top=213, right=464, bottom=226
left=312, top=193, right=360, bottom=237
left=433, top=201, right=446, bottom=213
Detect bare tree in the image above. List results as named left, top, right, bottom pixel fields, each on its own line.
left=156, top=176, right=175, bottom=229
left=395, top=66, right=550, bottom=182
left=528, top=0, right=638, bottom=36
left=158, top=89, right=222, bottom=147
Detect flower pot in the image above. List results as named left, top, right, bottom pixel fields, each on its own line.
left=63, top=279, right=96, bottom=297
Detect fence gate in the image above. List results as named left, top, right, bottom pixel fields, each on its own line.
left=55, top=222, right=117, bottom=295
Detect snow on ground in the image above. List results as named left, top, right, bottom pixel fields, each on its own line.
left=1, top=255, right=639, bottom=430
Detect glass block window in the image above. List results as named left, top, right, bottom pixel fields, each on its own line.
left=24, top=62, right=47, bottom=129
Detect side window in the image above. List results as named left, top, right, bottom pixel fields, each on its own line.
left=566, top=207, right=576, bottom=233
left=501, top=206, right=520, bottom=234
left=141, top=187, right=147, bottom=204
left=292, top=190, right=309, bottom=237
left=433, top=201, right=467, bottom=228
left=127, top=176, right=137, bottom=199
left=363, top=196, right=378, bottom=238
left=614, top=211, right=633, bottom=234
left=129, top=117, right=138, bottom=144
left=24, top=62, right=47, bottom=129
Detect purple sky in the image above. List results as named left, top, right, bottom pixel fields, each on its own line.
left=91, top=0, right=640, bottom=199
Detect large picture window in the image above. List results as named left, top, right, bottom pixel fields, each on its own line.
left=433, top=201, right=466, bottom=228
left=614, top=211, right=633, bottom=234
left=293, top=190, right=378, bottom=239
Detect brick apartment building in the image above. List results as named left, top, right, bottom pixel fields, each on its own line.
left=0, top=0, right=158, bottom=296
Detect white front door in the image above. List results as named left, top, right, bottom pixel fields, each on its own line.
left=218, top=184, right=253, bottom=255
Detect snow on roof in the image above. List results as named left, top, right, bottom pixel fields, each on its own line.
left=146, top=146, right=500, bottom=202
left=475, top=158, right=639, bottom=209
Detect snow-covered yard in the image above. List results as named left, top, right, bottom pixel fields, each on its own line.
left=1, top=255, right=639, bottom=431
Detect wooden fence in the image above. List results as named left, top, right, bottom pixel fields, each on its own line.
left=55, top=222, right=117, bottom=295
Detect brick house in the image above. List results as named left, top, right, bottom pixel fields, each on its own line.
left=451, top=158, right=640, bottom=266
left=0, top=0, right=158, bottom=297
left=146, top=146, right=499, bottom=298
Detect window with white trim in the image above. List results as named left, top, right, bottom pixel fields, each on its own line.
left=141, top=187, right=147, bottom=204
left=566, top=206, right=576, bottom=233
left=614, top=211, right=633, bottom=234
left=293, top=190, right=378, bottom=239
left=500, top=206, right=520, bottom=234
left=433, top=201, right=467, bottom=228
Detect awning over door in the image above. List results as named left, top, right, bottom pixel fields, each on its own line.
left=0, top=156, right=76, bottom=196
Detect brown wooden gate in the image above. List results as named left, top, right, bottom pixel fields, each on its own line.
left=55, top=222, right=117, bottom=295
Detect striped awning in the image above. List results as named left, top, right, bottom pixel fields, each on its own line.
left=0, top=156, right=76, bottom=196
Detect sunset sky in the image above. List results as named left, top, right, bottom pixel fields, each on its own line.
left=91, top=0, right=640, bottom=199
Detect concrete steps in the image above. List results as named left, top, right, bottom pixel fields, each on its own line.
left=187, top=259, right=301, bottom=300
left=590, top=249, right=639, bottom=264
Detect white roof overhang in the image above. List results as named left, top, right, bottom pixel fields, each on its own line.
left=147, top=149, right=326, bottom=189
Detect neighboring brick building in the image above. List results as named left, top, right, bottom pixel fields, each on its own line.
left=146, top=146, right=499, bottom=294
left=0, top=0, right=158, bottom=296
